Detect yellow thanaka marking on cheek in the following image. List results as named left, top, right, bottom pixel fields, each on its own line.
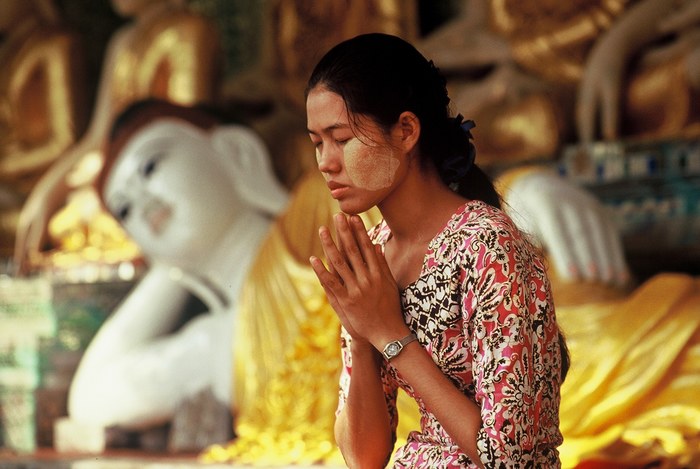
left=343, top=138, right=399, bottom=190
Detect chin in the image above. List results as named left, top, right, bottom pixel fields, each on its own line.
left=337, top=200, right=370, bottom=216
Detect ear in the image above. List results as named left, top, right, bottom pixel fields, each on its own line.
left=209, top=125, right=289, bottom=216
left=397, top=111, right=420, bottom=153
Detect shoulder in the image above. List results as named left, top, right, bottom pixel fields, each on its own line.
left=444, top=201, right=524, bottom=249
left=428, top=201, right=537, bottom=270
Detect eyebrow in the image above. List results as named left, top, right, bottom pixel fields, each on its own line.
left=307, top=123, right=352, bottom=135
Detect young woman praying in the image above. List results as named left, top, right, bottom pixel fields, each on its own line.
left=307, top=33, right=568, bottom=468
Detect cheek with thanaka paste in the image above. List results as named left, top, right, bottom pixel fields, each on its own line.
left=343, top=138, right=399, bottom=190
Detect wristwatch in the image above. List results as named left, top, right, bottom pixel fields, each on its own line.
left=382, top=333, right=418, bottom=360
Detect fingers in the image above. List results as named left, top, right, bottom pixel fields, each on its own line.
left=309, top=254, right=342, bottom=307
left=318, top=224, right=355, bottom=284
left=374, top=244, right=395, bottom=281
left=580, top=205, right=629, bottom=285
left=335, top=213, right=380, bottom=277
left=601, top=215, right=630, bottom=286
left=600, top=79, right=621, bottom=141
left=538, top=204, right=581, bottom=282
left=313, top=213, right=390, bottom=295
left=576, top=78, right=596, bottom=144
left=348, top=215, right=381, bottom=272
left=13, top=219, right=39, bottom=276
left=562, top=204, right=601, bottom=282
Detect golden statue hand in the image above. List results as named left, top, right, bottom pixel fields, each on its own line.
left=13, top=155, right=73, bottom=275
left=576, top=0, right=679, bottom=143
left=576, top=34, right=627, bottom=143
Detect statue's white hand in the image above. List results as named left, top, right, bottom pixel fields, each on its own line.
left=503, top=169, right=629, bottom=286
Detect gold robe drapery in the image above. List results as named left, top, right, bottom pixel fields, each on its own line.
left=202, top=171, right=380, bottom=465
left=557, top=273, right=700, bottom=468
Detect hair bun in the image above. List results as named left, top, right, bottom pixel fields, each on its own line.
left=440, top=115, right=476, bottom=184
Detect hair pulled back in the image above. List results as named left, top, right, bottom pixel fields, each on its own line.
left=306, top=33, right=500, bottom=208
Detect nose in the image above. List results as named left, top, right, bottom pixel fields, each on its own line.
left=316, top=145, right=341, bottom=174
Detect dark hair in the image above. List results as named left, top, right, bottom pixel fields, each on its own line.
left=306, top=33, right=501, bottom=208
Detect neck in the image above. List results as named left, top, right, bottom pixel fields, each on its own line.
left=182, top=210, right=272, bottom=310
left=379, top=166, right=466, bottom=245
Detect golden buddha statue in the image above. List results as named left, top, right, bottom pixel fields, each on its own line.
left=0, top=0, right=87, bottom=259
left=14, top=0, right=223, bottom=274
left=420, top=0, right=700, bottom=167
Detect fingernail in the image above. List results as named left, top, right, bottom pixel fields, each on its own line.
left=618, top=269, right=630, bottom=285
left=568, top=263, right=580, bottom=278
left=587, top=262, right=598, bottom=277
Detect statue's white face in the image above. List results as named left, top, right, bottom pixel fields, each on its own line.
left=103, top=119, right=245, bottom=264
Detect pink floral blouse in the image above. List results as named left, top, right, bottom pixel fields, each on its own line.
left=337, top=201, right=564, bottom=468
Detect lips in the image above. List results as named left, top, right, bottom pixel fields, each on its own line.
left=327, top=181, right=350, bottom=199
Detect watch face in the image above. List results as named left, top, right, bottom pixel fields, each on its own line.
left=386, top=342, right=401, bottom=356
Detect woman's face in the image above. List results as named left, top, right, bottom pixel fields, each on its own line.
left=103, top=119, right=245, bottom=265
left=306, top=86, right=403, bottom=214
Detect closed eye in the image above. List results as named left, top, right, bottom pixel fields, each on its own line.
left=141, top=152, right=165, bottom=178
left=115, top=203, right=131, bottom=222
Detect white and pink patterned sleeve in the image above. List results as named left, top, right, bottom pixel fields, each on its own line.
left=465, top=222, right=556, bottom=465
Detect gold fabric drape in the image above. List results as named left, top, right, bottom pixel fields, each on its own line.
left=202, top=171, right=381, bottom=465
left=557, top=273, right=700, bottom=468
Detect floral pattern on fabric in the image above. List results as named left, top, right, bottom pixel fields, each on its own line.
left=337, top=201, right=564, bottom=468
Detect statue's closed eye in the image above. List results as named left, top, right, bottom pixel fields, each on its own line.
left=141, top=152, right=164, bottom=178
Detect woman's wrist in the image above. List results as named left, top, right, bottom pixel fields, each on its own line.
left=369, top=325, right=413, bottom=354
left=350, top=338, right=384, bottom=366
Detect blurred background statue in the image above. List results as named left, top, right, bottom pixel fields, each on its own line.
left=13, top=0, right=223, bottom=274
left=419, top=0, right=700, bottom=167
left=0, top=0, right=87, bottom=261
left=61, top=99, right=289, bottom=452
